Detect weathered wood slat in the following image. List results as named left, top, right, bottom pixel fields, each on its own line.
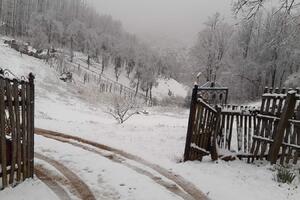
left=0, top=78, right=8, bottom=188
left=6, top=80, right=17, bottom=184
left=26, top=80, right=33, bottom=178
left=13, top=80, right=22, bottom=182
left=21, top=83, right=28, bottom=180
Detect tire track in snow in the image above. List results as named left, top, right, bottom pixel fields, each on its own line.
left=35, top=128, right=208, bottom=200
left=35, top=165, right=72, bottom=200
left=35, top=153, right=96, bottom=200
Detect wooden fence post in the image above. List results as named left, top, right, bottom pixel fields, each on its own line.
left=0, top=78, right=8, bottom=188
left=184, top=85, right=198, bottom=162
left=268, top=91, right=297, bottom=164
left=29, top=73, right=35, bottom=178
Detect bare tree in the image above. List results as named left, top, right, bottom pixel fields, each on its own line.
left=190, top=13, right=233, bottom=83
left=106, top=96, right=141, bottom=124
left=233, top=0, right=299, bottom=18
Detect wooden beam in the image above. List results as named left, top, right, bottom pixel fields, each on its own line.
left=184, top=85, right=198, bottom=161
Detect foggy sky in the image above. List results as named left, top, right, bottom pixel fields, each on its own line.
left=87, top=0, right=234, bottom=48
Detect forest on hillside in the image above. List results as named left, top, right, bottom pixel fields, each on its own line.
left=190, top=0, right=300, bottom=102
left=0, top=0, right=300, bottom=103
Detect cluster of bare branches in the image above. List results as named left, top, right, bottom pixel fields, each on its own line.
left=233, top=0, right=300, bottom=19
left=106, top=96, right=142, bottom=124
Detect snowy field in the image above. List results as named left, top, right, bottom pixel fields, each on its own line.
left=0, top=41, right=299, bottom=200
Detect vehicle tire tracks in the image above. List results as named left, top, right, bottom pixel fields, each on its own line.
left=35, top=152, right=96, bottom=200
left=35, top=128, right=208, bottom=200
left=35, top=164, right=72, bottom=200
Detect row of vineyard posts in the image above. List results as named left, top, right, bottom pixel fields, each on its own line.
left=184, top=85, right=300, bottom=165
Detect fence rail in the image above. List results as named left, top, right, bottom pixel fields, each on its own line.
left=0, top=70, right=34, bottom=189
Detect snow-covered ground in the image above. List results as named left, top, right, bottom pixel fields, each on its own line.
left=0, top=179, right=59, bottom=200
left=0, top=41, right=299, bottom=200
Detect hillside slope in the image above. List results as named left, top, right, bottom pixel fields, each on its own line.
left=70, top=51, right=188, bottom=100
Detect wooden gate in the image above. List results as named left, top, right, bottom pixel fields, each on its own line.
left=184, top=85, right=221, bottom=161
left=0, top=69, right=35, bottom=189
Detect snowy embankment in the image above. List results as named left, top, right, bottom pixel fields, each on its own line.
left=0, top=41, right=299, bottom=200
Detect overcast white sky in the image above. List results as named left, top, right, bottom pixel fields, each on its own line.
left=88, top=0, right=234, bottom=47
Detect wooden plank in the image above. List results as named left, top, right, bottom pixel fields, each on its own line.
left=195, top=104, right=204, bottom=149
left=211, top=107, right=221, bottom=161
left=260, top=117, right=272, bottom=160
left=26, top=82, right=32, bottom=177
left=184, top=85, right=198, bottom=161
left=190, top=105, right=201, bottom=160
left=280, top=124, right=290, bottom=165
left=225, top=113, right=230, bottom=149
left=199, top=108, right=209, bottom=150
left=6, top=80, right=18, bottom=184
left=228, top=114, right=234, bottom=150
left=269, top=92, right=297, bottom=164
left=244, top=115, right=248, bottom=152
left=236, top=113, right=241, bottom=151
left=219, top=113, right=225, bottom=147
left=29, top=74, right=35, bottom=178
left=0, top=78, right=8, bottom=188
left=248, top=115, right=252, bottom=153
left=13, top=80, right=22, bottom=182
left=21, top=83, right=28, bottom=180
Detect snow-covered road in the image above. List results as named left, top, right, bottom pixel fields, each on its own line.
left=35, top=134, right=197, bottom=200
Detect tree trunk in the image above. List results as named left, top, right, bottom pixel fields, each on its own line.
left=70, top=36, right=74, bottom=62
left=135, top=77, right=140, bottom=97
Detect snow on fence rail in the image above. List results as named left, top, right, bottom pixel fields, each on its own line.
left=0, top=69, right=34, bottom=189
left=184, top=85, right=300, bottom=165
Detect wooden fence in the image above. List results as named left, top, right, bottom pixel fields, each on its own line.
left=218, top=105, right=258, bottom=154
left=250, top=87, right=300, bottom=164
left=184, top=85, right=300, bottom=165
left=0, top=69, right=34, bottom=189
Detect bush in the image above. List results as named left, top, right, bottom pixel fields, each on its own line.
left=274, top=166, right=296, bottom=184
left=106, top=95, right=142, bottom=124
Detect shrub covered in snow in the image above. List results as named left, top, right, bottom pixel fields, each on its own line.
left=106, top=95, right=142, bottom=124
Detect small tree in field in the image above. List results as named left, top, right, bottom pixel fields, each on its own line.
left=106, top=95, right=141, bottom=124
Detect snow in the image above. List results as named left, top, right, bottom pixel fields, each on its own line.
left=35, top=136, right=182, bottom=200
left=153, top=78, right=188, bottom=100
left=0, top=179, right=59, bottom=200
left=0, top=40, right=299, bottom=200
